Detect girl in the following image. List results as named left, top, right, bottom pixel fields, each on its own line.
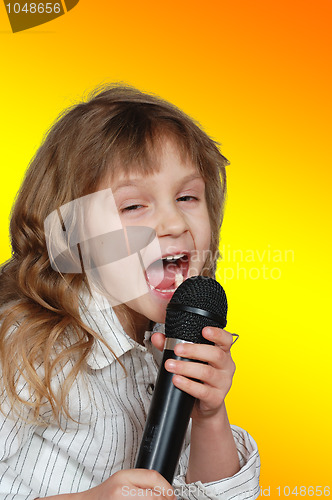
left=0, top=85, right=260, bottom=499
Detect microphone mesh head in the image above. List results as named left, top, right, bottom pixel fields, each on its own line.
left=165, top=276, right=228, bottom=344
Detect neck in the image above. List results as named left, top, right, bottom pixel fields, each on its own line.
left=114, top=305, right=152, bottom=345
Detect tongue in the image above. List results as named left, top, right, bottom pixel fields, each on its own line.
left=146, top=260, right=178, bottom=289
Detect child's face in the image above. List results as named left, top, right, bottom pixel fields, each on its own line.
left=91, top=138, right=212, bottom=329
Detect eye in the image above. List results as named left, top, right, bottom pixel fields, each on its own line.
left=176, top=196, right=198, bottom=202
left=121, top=204, right=144, bottom=212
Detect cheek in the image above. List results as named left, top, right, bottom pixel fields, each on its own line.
left=189, top=215, right=212, bottom=273
left=195, top=215, right=212, bottom=253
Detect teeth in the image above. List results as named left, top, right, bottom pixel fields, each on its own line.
left=163, top=253, right=185, bottom=262
left=149, top=284, right=177, bottom=292
left=175, top=272, right=184, bottom=288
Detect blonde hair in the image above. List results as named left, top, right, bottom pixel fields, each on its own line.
left=0, top=84, right=228, bottom=423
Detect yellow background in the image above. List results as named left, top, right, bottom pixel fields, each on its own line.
left=1, top=0, right=331, bottom=495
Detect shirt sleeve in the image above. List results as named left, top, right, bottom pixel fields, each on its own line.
left=0, top=401, right=39, bottom=500
left=173, top=425, right=260, bottom=500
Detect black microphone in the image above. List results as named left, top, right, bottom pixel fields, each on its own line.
left=135, top=276, right=228, bottom=484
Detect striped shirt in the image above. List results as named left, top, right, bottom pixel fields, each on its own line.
left=0, top=293, right=260, bottom=499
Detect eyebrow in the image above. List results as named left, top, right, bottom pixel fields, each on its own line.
left=113, top=173, right=203, bottom=192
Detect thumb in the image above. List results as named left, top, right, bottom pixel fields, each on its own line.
left=151, top=332, right=166, bottom=352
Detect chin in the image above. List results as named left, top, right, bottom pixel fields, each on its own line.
left=141, top=299, right=168, bottom=325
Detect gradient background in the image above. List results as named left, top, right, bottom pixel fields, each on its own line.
left=1, top=0, right=331, bottom=496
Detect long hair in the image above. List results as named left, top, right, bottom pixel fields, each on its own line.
left=0, top=84, right=228, bottom=423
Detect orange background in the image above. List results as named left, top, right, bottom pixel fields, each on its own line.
left=1, top=0, right=331, bottom=495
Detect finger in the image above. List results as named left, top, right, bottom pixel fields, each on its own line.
left=202, top=327, right=234, bottom=351
left=130, top=469, right=175, bottom=500
left=165, top=358, right=221, bottom=385
left=170, top=374, right=225, bottom=409
left=173, top=342, right=228, bottom=368
left=165, top=355, right=235, bottom=385
left=151, top=332, right=166, bottom=352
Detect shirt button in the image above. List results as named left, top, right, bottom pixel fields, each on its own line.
left=147, top=383, right=155, bottom=395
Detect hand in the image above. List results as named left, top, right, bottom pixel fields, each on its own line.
left=151, top=327, right=236, bottom=421
left=41, top=469, right=175, bottom=500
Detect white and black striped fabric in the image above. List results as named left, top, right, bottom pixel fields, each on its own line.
left=0, top=292, right=260, bottom=499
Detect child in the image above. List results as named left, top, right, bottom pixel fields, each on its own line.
left=0, top=85, right=260, bottom=499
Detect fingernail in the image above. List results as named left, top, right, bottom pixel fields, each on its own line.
left=166, top=360, right=176, bottom=370
left=175, top=344, right=184, bottom=355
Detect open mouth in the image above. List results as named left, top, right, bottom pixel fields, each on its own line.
left=145, top=253, right=189, bottom=294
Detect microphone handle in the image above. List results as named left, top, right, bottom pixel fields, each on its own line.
left=135, top=346, right=196, bottom=484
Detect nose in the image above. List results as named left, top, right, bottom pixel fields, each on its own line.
left=155, top=202, right=188, bottom=238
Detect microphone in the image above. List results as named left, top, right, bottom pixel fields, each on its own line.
left=135, top=276, right=228, bottom=484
